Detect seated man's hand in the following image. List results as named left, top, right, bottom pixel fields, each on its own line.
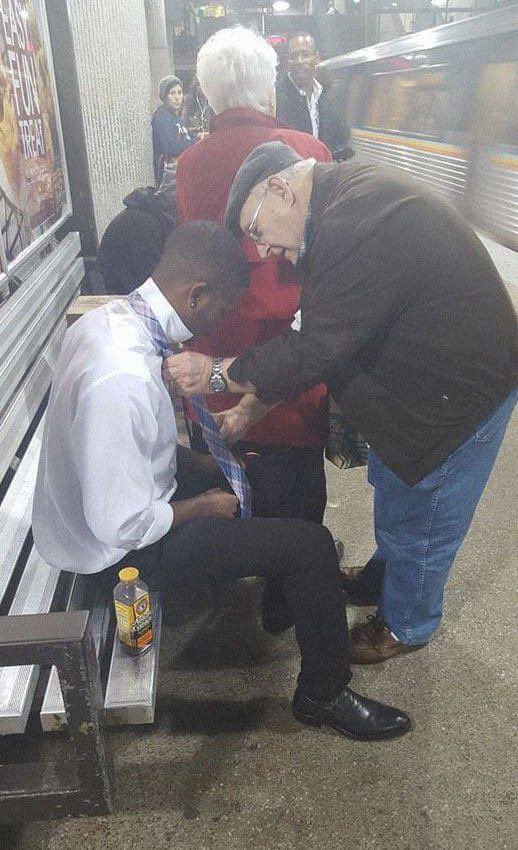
left=200, top=488, right=239, bottom=518
left=171, top=487, right=239, bottom=528
left=163, top=352, right=212, bottom=396
left=214, top=394, right=271, bottom=443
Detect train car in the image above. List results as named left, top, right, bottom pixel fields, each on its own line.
left=320, top=6, right=518, bottom=251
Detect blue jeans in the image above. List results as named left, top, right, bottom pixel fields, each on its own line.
left=365, top=390, right=516, bottom=645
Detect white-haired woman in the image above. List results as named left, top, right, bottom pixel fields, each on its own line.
left=176, top=27, right=334, bottom=636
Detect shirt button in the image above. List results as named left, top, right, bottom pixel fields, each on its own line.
left=442, top=395, right=449, bottom=402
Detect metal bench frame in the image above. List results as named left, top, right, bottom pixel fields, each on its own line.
left=0, top=611, right=114, bottom=822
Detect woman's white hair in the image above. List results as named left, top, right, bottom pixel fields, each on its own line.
left=197, top=26, right=277, bottom=115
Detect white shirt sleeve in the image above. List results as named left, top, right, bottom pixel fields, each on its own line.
left=70, top=373, right=174, bottom=550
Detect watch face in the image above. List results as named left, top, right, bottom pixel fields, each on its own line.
left=209, top=373, right=227, bottom=393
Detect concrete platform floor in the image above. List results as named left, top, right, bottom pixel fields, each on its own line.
left=2, top=406, right=517, bottom=850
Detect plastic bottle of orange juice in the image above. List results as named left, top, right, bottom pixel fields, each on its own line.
left=113, top=567, right=153, bottom=655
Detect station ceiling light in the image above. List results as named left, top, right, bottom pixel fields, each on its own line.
left=272, top=0, right=291, bottom=10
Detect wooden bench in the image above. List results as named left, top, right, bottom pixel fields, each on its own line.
left=0, top=239, right=162, bottom=822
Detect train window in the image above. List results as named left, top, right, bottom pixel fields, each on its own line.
left=364, top=68, right=450, bottom=139
left=473, top=62, right=518, bottom=147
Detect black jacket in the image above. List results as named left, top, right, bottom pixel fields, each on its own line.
left=229, top=163, right=517, bottom=484
left=97, top=187, right=177, bottom=295
left=276, top=73, right=350, bottom=157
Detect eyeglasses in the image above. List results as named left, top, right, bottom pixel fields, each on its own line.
left=246, top=190, right=268, bottom=244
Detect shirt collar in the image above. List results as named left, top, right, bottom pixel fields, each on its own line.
left=311, top=79, right=323, bottom=105
left=288, top=74, right=323, bottom=105
left=136, top=278, right=193, bottom=344
left=298, top=204, right=313, bottom=265
left=296, top=162, right=317, bottom=265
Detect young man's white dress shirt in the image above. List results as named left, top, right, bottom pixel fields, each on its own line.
left=32, top=278, right=192, bottom=575
left=31, top=280, right=367, bottom=718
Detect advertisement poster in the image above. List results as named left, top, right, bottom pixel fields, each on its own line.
left=0, top=0, right=69, bottom=266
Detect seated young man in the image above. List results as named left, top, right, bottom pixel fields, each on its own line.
left=32, top=221, right=410, bottom=742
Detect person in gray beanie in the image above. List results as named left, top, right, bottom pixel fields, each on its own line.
left=152, top=75, right=197, bottom=186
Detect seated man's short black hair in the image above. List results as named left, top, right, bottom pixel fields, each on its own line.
left=156, top=221, right=250, bottom=293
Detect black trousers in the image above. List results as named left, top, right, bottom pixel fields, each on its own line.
left=240, top=443, right=327, bottom=524
left=190, top=425, right=327, bottom=524
left=117, top=464, right=350, bottom=702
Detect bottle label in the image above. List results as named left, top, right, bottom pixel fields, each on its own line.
left=114, top=593, right=153, bottom=650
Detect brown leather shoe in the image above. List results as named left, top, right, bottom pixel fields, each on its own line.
left=349, top=614, right=427, bottom=664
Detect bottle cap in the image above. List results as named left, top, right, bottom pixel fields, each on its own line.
left=118, top=567, right=139, bottom=582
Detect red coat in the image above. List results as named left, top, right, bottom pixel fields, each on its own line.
left=176, top=107, right=331, bottom=447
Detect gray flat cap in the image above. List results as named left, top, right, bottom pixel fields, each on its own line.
left=224, top=142, right=302, bottom=235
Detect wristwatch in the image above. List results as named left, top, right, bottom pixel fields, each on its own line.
left=208, top=357, right=228, bottom=393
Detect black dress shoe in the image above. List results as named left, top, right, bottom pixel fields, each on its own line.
left=292, top=685, right=411, bottom=741
left=262, top=579, right=294, bottom=634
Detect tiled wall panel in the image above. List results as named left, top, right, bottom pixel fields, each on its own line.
left=67, top=0, right=154, bottom=241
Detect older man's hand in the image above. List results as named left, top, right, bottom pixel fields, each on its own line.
left=162, top=351, right=212, bottom=396
left=213, top=406, right=252, bottom=444
left=213, top=394, right=271, bottom=443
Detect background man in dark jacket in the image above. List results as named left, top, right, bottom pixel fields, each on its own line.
left=166, top=143, right=517, bottom=667
left=276, top=32, right=350, bottom=158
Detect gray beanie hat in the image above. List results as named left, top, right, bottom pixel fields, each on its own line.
left=159, top=75, right=182, bottom=103
left=224, top=142, right=302, bottom=235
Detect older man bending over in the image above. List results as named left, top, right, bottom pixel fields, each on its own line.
left=166, top=143, right=517, bottom=666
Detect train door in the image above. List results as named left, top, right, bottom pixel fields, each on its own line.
left=467, top=32, right=518, bottom=251
left=325, top=66, right=367, bottom=146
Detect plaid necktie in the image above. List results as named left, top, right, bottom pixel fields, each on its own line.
left=127, top=290, right=252, bottom=517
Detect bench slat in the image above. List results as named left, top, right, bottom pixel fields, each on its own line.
left=40, top=585, right=111, bottom=732
left=0, top=233, right=81, bottom=382
left=0, top=259, right=83, bottom=421
left=104, top=594, right=162, bottom=726
left=0, top=319, right=64, bottom=484
left=0, top=550, right=61, bottom=734
left=0, top=420, right=44, bottom=608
